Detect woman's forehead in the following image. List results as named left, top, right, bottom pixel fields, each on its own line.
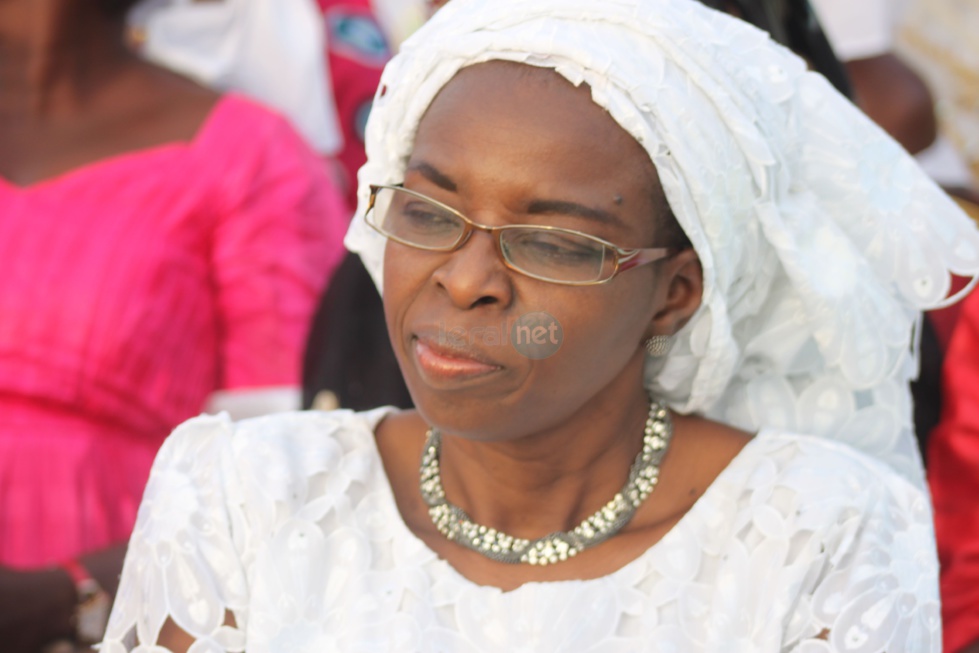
left=423, top=61, right=595, bottom=124
left=405, top=61, right=664, bottom=243
left=411, top=61, right=660, bottom=193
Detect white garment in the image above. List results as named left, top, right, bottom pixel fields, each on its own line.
left=344, top=0, right=979, bottom=492
left=101, top=410, right=940, bottom=652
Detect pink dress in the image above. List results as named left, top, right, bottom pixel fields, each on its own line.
left=0, top=95, right=348, bottom=569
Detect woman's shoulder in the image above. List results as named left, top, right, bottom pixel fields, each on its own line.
left=138, top=409, right=395, bottom=538
left=161, top=407, right=391, bottom=457
left=152, top=408, right=394, bottom=497
left=667, top=415, right=925, bottom=518
left=745, top=429, right=918, bottom=478
left=191, top=94, right=318, bottom=161
left=656, top=425, right=933, bottom=569
left=654, top=429, right=936, bottom=606
left=715, top=429, right=931, bottom=519
left=234, top=408, right=391, bottom=470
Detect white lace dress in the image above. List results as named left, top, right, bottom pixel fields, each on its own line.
left=102, top=409, right=941, bottom=652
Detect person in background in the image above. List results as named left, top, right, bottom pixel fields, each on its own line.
left=130, top=0, right=392, bottom=208
left=0, top=0, right=348, bottom=650
left=129, top=0, right=345, bottom=159
left=133, top=0, right=407, bottom=414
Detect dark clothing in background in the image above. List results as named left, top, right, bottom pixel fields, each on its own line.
left=303, top=252, right=413, bottom=411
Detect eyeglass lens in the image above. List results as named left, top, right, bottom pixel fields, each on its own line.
left=369, top=187, right=612, bottom=283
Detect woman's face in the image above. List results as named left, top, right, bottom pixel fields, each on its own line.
left=383, top=61, right=690, bottom=440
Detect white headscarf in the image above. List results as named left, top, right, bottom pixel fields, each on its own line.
left=344, top=0, right=979, bottom=488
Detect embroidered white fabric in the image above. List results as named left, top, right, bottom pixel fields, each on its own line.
left=343, top=0, right=979, bottom=490
left=102, top=410, right=941, bottom=652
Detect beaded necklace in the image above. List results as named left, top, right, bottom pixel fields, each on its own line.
left=419, top=399, right=674, bottom=565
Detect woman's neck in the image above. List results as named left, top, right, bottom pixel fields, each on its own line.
left=436, top=373, right=654, bottom=539
left=0, top=2, right=133, bottom=118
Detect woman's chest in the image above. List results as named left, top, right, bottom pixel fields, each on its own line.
left=235, top=491, right=810, bottom=653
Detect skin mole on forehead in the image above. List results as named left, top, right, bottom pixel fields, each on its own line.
left=613, top=194, right=624, bottom=205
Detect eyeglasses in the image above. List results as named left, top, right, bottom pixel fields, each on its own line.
left=365, top=185, right=673, bottom=285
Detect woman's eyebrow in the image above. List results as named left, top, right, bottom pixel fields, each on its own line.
left=527, top=199, right=624, bottom=227
left=407, top=161, right=622, bottom=227
left=406, top=161, right=457, bottom=191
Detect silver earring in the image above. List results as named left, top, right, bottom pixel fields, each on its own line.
left=644, top=335, right=673, bottom=357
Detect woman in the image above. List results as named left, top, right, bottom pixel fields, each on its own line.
left=103, top=0, right=979, bottom=650
left=0, top=0, right=347, bottom=649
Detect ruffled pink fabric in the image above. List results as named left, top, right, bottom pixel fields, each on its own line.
left=0, top=95, right=348, bottom=568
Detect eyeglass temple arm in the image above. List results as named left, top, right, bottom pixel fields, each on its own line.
left=366, top=185, right=382, bottom=211
left=617, top=247, right=673, bottom=272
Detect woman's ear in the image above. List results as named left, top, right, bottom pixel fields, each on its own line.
left=647, top=249, right=703, bottom=337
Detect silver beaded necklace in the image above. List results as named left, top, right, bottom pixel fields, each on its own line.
left=419, top=398, right=674, bottom=565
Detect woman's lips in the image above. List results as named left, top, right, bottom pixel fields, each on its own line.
left=413, top=337, right=502, bottom=381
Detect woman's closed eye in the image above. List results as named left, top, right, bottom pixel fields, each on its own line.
left=512, top=232, right=604, bottom=266
left=399, top=202, right=460, bottom=233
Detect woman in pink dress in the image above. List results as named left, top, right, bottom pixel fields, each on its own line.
left=0, top=0, right=348, bottom=650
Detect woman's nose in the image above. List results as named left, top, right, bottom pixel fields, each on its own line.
left=431, top=228, right=514, bottom=310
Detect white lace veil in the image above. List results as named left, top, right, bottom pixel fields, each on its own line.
left=344, top=0, right=979, bottom=488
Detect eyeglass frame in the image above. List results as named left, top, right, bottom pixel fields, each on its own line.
left=365, top=184, right=675, bottom=286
